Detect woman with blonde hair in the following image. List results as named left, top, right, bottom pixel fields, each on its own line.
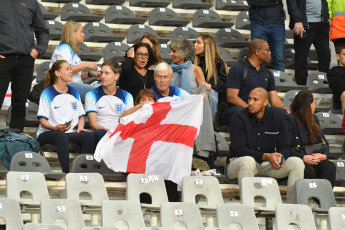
left=50, top=20, right=100, bottom=103
left=194, top=34, right=229, bottom=116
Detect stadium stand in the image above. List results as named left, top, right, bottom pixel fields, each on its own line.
left=329, top=207, right=345, bottom=230
left=129, top=0, right=170, bottom=7
left=193, top=10, right=234, bottom=28
left=275, top=204, right=316, bottom=230
left=215, top=28, right=249, bottom=48
left=159, top=44, right=173, bottom=63
left=315, top=112, right=343, bottom=135
left=104, top=42, right=130, bottom=62
left=0, top=198, right=23, bottom=230
left=306, top=72, right=332, bottom=94
left=149, top=8, right=189, bottom=27
left=173, top=0, right=213, bottom=9
left=105, top=5, right=147, bottom=24
left=6, top=102, right=39, bottom=127
left=39, top=3, right=58, bottom=20
left=61, top=3, right=103, bottom=22
left=23, top=223, right=64, bottom=230
left=215, top=0, right=249, bottom=11
left=78, top=43, right=103, bottom=62
left=216, top=204, right=259, bottom=229
left=235, top=11, right=250, bottom=30
left=86, top=0, right=125, bottom=5
left=334, top=160, right=345, bottom=186
left=171, top=27, right=199, bottom=42
left=46, top=20, right=63, bottom=41
left=84, top=22, right=124, bottom=43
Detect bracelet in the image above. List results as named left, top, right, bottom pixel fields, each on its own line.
left=88, top=71, right=92, bottom=78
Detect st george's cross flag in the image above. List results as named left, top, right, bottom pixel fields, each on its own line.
left=94, top=95, right=204, bottom=188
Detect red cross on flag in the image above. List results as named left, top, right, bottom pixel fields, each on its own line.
left=94, top=95, right=204, bottom=187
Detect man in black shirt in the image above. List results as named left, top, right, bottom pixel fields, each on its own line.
left=227, top=87, right=304, bottom=203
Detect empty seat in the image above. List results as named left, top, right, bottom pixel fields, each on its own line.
left=46, top=20, right=63, bottom=40
left=216, top=204, right=259, bottom=229
left=36, top=61, right=50, bottom=84
left=84, top=22, right=124, bottom=43
left=315, top=112, right=343, bottom=135
left=216, top=0, right=250, bottom=11
left=173, top=0, right=213, bottom=9
left=270, top=70, right=308, bottom=92
left=129, top=0, right=170, bottom=7
left=102, top=200, right=145, bottom=229
left=140, top=228, right=173, bottom=230
left=78, top=43, right=103, bottom=62
left=127, top=24, right=170, bottom=44
left=308, top=49, right=319, bottom=70
left=217, top=47, right=236, bottom=66
left=306, top=72, right=332, bottom=94
left=284, top=30, right=294, bottom=49
left=193, top=9, right=234, bottom=28
left=105, top=5, right=147, bottom=24
left=215, top=28, right=249, bottom=48
left=329, top=207, right=345, bottom=230
left=104, top=42, right=130, bottom=63
left=149, top=8, right=189, bottom=27
left=39, top=3, right=58, bottom=20
left=284, top=48, right=296, bottom=69
left=0, top=198, right=23, bottom=230
left=61, top=3, right=103, bottom=22
left=236, top=11, right=250, bottom=30
left=275, top=203, right=316, bottom=230
left=160, top=44, right=173, bottom=63
left=24, top=223, right=64, bottom=230
left=283, top=90, right=301, bottom=110
left=86, top=0, right=125, bottom=5
left=41, top=0, right=81, bottom=3
left=333, top=160, right=345, bottom=186
left=171, top=27, right=198, bottom=42
left=6, top=101, right=39, bottom=127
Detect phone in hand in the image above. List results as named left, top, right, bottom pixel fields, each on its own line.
left=278, top=156, right=284, bottom=165
left=65, top=120, right=72, bottom=127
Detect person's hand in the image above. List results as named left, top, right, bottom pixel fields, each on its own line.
left=267, top=152, right=284, bottom=170
left=30, top=48, right=39, bottom=59
left=53, top=124, right=70, bottom=132
left=311, top=153, right=327, bottom=161
left=87, top=62, right=98, bottom=70
left=0, top=55, right=5, bottom=59
left=303, top=154, right=321, bottom=165
left=284, top=107, right=291, bottom=114
left=293, top=22, right=306, bottom=38
left=204, top=83, right=211, bottom=91
left=77, top=128, right=90, bottom=133
left=90, top=71, right=101, bottom=80
left=200, top=92, right=207, bottom=101
left=127, top=47, right=135, bottom=58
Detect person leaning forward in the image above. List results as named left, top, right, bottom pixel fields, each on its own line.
left=226, top=87, right=304, bottom=204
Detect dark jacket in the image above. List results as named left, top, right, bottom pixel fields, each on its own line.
left=287, top=0, right=329, bottom=30
left=0, top=0, right=49, bottom=56
left=327, top=66, right=345, bottom=110
left=285, top=114, right=329, bottom=159
left=247, top=0, right=285, bottom=24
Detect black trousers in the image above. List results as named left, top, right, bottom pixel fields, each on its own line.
left=0, top=55, right=35, bottom=131
left=304, top=160, right=336, bottom=187
left=37, top=131, right=96, bottom=173
left=294, top=22, right=330, bottom=85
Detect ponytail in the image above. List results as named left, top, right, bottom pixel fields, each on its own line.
left=45, top=60, right=68, bottom=88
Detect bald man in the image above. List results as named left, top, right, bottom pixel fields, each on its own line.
left=223, top=39, right=289, bottom=125
left=227, top=88, right=304, bottom=203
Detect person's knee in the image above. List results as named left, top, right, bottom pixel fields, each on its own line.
left=54, top=131, right=69, bottom=144
left=285, top=157, right=305, bottom=172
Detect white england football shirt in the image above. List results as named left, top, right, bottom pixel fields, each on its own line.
left=85, top=86, right=134, bottom=130
left=37, top=85, right=85, bottom=136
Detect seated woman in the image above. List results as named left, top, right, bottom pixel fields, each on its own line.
left=37, top=60, right=96, bottom=173
left=194, top=34, right=229, bottom=116
left=118, top=43, right=156, bottom=99
left=50, top=20, right=101, bottom=103
left=85, top=60, right=134, bottom=143
left=285, top=91, right=336, bottom=187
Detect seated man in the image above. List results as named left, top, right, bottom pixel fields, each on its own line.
left=223, top=39, right=289, bottom=125
left=227, top=87, right=304, bottom=203
left=328, top=43, right=345, bottom=113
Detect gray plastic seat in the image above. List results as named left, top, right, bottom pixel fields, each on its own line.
left=308, top=49, right=319, bottom=70
left=275, top=203, right=316, bottom=230
left=329, top=207, right=345, bottom=230
left=284, top=48, right=295, bottom=69
left=204, top=228, right=230, bottom=230
left=216, top=0, right=250, bottom=11
left=216, top=204, right=259, bottom=229
left=173, top=0, right=212, bottom=9
left=78, top=43, right=103, bottom=62
left=104, top=42, right=130, bottom=63
left=160, top=202, right=203, bottom=229
left=102, top=200, right=145, bottom=229
left=61, top=3, right=103, bottom=22
left=283, top=90, right=301, bottom=110
left=182, top=176, right=223, bottom=210
left=46, top=20, right=63, bottom=40
left=127, top=24, right=170, bottom=44
left=39, top=3, right=58, bottom=20
left=236, top=11, right=250, bottom=30
left=270, top=69, right=307, bottom=92
left=84, top=22, right=124, bottom=43
left=295, top=179, right=336, bottom=213
left=24, top=223, right=64, bottom=230
left=41, top=199, right=85, bottom=229
left=6, top=101, right=39, bottom=127
left=284, top=30, right=294, bottom=49
left=126, top=173, right=168, bottom=210
left=171, top=27, right=198, bottom=42
left=149, top=8, right=189, bottom=27
left=160, top=44, right=173, bottom=63
left=41, top=0, right=80, bottom=3
left=215, top=28, right=249, bottom=48
left=129, top=0, right=170, bottom=7
left=140, top=228, right=173, bottom=230
left=105, top=5, right=147, bottom=24
left=37, top=61, right=50, bottom=84
left=315, top=112, right=343, bottom=135
left=193, top=9, right=234, bottom=28
left=333, top=160, right=345, bottom=186
left=0, top=198, right=23, bottom=230
left=237, top=47, right=248, bottom=61
left=86, top=0, right=125, bottom=5
left=306, top=72, right=332, bottom=94
left=217, top=47, right=236, bottom=67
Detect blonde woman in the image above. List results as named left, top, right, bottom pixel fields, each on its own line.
left=50, top=20, right=100, bottom=102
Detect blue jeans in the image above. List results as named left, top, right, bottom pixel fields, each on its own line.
left=211, top=89, right=218, bottom=118
left=68, top=82, right=96, bottom=104
left=251, top=22, right=285, bottom=72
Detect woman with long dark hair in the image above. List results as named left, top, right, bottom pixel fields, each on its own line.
left=285, top=91, right=336, bottom=186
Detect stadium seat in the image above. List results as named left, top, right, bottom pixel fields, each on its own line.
left=333, top=160, right=345, bottom=186
left=173, top=0, right=212, bottom=9
left=308, top=49, right=319, bottom=70
left=204, top=228, right=230, bottom=230
left=140, top=228, right=173, bottom=230
left=105, top=5, right=147, bottom=24
left=0, top=198, right=23, bottom=230
left=216, top=0, right=250, bottom=11
left=6, top=101, right=39, bottom=127
left=86, top=0, right=125, bottom=5
left=78, top=43, right=103, bottom=62
left=61, top=3, right=103, bottom=22
left=36, top=61, right=50, bottom=84
left=237, top=47, right=249, bottom=61
left=306, top=72, right=332, bottom=94
left=295, top=179, right=336, bottom=213
left=84, top=22, right=124, bottom=43
left=217, top=47, right=236, bottom=67
left=149, top=8, right=189, bottom=27
left=102, top=200, right=145, bottom=229
left=329, top=207, right=345, bottom=230
left=193, top=9, right=234, bottom=28
left=270, top=70, right=308, bottom=92
left=160, top=202, right=203, bottom=229
left=275, top=203, right=316, bottom=230
left=215, top=132, right=229, bottom=157
left=215, top=28, right=249, bottom=48
left=46, top=20, right=63, bottom=41
left=216, top=204, right=259, bottom=230
left=129, top=0, right=170, bottom=7
left=315, top=112, right=343, bottom=135
left=71, top=154, right=126, bottom=182
left=283, top=90, right=301, bottom=110
left=236, top=11, right=250, bottom=30
left=284, top=48, right=295, bottom=69
left=104, top=42, right=130, bottom=63
left=39, top=3, right=58, bottom=20
left=127, top=24, right=170, bottom=44
left=41, top=0, right=80, bottom=3
left=284, top=30, right=294, bottom=49
left=41, top=199, right=85, bottom=229
left=160, top=44, right=173, bottom=63
left=24, top=223, right=64, bottom=230
left=171, top=27, right=198, bottom=42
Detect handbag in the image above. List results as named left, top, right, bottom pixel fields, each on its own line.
left=296, top=141, right=327, bottom=155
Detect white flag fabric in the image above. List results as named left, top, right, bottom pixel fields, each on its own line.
left=94, top=95, right=204, bottom=188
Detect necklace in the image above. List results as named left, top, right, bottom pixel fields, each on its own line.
left=137, top=71, right=147, bottom=89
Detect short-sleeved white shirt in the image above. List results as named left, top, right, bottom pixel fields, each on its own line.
left=50, top=43, right=82, bottom=83
left=85, top=86, right=134, bottom=130
left=37, top=85, right=85, bottom=136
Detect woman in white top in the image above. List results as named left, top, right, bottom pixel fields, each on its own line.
left=50, top=20, right=100, bottom=103
left=37, top=60, right=96, bottom=173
